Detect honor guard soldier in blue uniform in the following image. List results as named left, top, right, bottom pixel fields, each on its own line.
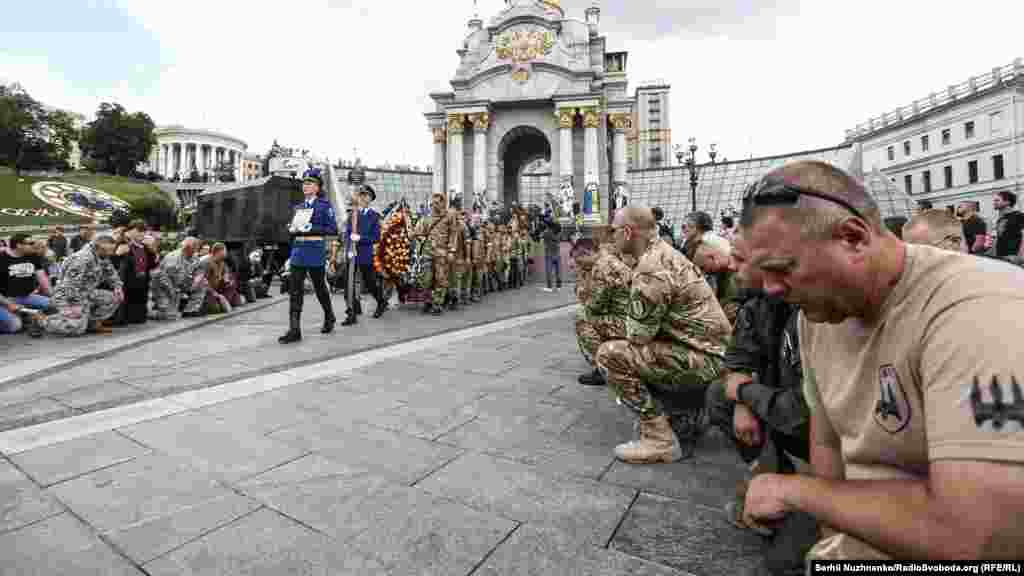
left=278, top=168, right=338, bottom=344
left=341, top=184, right=388, bottom=325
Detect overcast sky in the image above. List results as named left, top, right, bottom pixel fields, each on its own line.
left=2, top=0, right=1021, bottom=168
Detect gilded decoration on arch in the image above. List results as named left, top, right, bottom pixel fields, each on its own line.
left=496, top=26, right=555, bottom=84
left=582, top=108, right=601, bottom=129
left=471, top=112, right=491, bottom=132
left=609, top=113, right=630, bottom=131
left=557, top=109, right=575, bottom=129
left=447, top=114, right=465, bottom=134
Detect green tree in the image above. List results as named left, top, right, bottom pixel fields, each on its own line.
left=80, top=102, right=157, bottom=176
left=45, top=109, right=81, bottom=169
left=0, top=83, right=49, bottom=175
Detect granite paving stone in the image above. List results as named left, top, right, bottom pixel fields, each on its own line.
left=141, top=507, right=381, bottom=576
left=0, top=458, right=64, bottom=534
left=46, top=453, right=261, bottom=564
left=51, top=380, right=148, bottom=411
left=402, top=346, right=522, bottom=376
left=343, top=483, right=518, bottom=576
left=0, top=513, right=144, bottom=576
left=416, top=452, right=636, bottom=546
left=476, top=523, right=689, bottom=576
left=266, top=418, right=463, bottom=485
left=611, top=492, right=765, bottom=576
left=600, top=456, right=745, bottom=510
left=11, top=430, right=151, bottom=487
left=118, top=410, right=308, bottom=483
left=0, top=397, right=76, bottom=432
left=196, top=387, right=324, bottom=437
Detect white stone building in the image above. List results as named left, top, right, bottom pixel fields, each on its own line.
left=146, top=125, right=248, bottom=183
left=845, top=58, right=1023, bottom=222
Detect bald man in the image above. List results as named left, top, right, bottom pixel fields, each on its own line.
left=902, top=209, right=966, bottom=253
left=740, top=161, right=1024, bottom=562
left=693, top=235, right=741, bottom=325
left=149, top=237, right=199, bottom=321
left=595, top=206, right=732, bottom=463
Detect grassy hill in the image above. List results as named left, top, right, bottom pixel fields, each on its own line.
left=0, top=169, right=175, bottom=230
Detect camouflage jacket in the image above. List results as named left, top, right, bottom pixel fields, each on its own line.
left=585, top=245, right=634, bottom=320
left=53, top=243, right=123, bottom=308
left=158, top=248, right=198, bottom=291
left=627, top=238, right=731, bottom=358
left=414, top=210, right=458, bottom=258
left=470, top=227, right=487, bottom=264
left=448, top=209, right=469, bottom=263
left=574, top=253, right=599, bottom=304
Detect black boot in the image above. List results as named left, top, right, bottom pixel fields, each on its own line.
left=321, top=312, right=336, bottom=334
left=422, top=301, right=432, bottom=314
left=372, top=300, right=388, bottom=319
left=431, top=303, right=444, bottom=316
left=578, top=369, right=605, bottom=386
left=278, top=311, right=302, bottom=344
left=341, top=311, right=357, bottom=326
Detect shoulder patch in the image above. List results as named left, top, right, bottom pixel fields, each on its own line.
left=874, top=364, right=911, bottom=434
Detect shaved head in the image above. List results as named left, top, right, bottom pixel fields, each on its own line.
left=622, top=206, right=656, bottom=232
left=613, top=205, right=657, bottom=259
left=741, top=160, right=883, bottom=240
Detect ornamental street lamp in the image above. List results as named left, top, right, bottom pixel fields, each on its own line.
left=675, top=139, right=720, bottom=213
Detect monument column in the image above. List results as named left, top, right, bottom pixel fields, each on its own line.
left=447, top=113, right=465, bottom=200
left=609, top=113, right=630, bottom=213
left=556, top=108, right=574, bottom=188
left=431, top=125, right=446, bottom=194
left=471, top=112, right=490, bottom=203
left=582, top=107, right=601, bottom=220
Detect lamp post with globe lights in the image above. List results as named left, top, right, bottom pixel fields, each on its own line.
left=675, top=139, right=720, bottom=213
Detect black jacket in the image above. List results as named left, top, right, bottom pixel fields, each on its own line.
left=723, top=288, right=808, bottom=437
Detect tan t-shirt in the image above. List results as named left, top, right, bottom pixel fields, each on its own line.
left=800, top=243, right=1024, bottom=560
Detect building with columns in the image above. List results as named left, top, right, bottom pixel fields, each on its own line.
left=425, top=0, right=637, bottom=223
left=844, top=58, right=1022, bottom=223
left=146, top=125, right=248, bottom=183
left=241, top=154, right=264, bottom=182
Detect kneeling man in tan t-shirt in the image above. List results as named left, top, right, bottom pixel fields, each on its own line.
left=739, top=160, right=1024, bottom=561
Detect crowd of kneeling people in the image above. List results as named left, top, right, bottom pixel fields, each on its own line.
left=572, top=161, right=1022, bottom=572
left=0, top=221, right=272, bottom=338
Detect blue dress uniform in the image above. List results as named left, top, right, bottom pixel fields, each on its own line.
left=341, top=185, right=388, bottom=323
left=279, top=168, right=338, bottom=344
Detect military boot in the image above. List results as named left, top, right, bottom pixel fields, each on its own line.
left=613, top=415, right=683, bottom=464
left=278, top=311, right=302, bottom=344
left=577, top=369, right=605, bottom=386
left=422, top=301, right=433, bottom=314
left=431, top=303, right=444, bottom=316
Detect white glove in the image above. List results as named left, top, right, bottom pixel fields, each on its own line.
left=347, top=252, right=355, bottom=260
left=301, top=223, right=312, bottom=232
left=350, top=234, right=361, bottom=242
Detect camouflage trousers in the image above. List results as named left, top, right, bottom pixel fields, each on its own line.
left=42, top=290, right=119, bottom=336
left=575, top=308, right=626, bottom=366
left=429, top=255, right=450, bottom=307
left=595, top=339, right=723, bottom=419
left=183, top=277, right=208, bottom=315
left=149, top=270, right=181, bottom=321
left=449, top=262, right=470, bottom=302
left=471, top=264, right=485, bottom=296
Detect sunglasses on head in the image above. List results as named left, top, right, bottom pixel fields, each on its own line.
left=742, top=175, right=867, bottom=223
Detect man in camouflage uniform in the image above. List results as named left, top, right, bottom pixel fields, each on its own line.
left=42, top=236, right=124, bottom=336
left=576, top=227, right=636, bottom=387
left=469, top=212, right=486, bottom=301
left=484, top=221, right=499, bottom=293
left=693, top=236, right=742, bottom=326
left=149, top=237, right=199, bottom=321
left=595, top=206, right=732, bottom=463
left=414, top=191, right=457, bottom=315
left=447, top=197, right=470, bottom=309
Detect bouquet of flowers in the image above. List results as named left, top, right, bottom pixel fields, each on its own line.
left=375, top=204, right=411, bottom=282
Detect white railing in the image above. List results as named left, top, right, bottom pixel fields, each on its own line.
left=845, top=58, right=1022, bottom=140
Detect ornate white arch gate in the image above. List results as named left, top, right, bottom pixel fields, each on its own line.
left=424, top=0, right=633, bottom=225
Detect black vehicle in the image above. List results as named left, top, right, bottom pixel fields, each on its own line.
left=195, top=176, right=306, bottom=293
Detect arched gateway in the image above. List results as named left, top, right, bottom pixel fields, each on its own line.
left=424, top=0, right=636, bottom=225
